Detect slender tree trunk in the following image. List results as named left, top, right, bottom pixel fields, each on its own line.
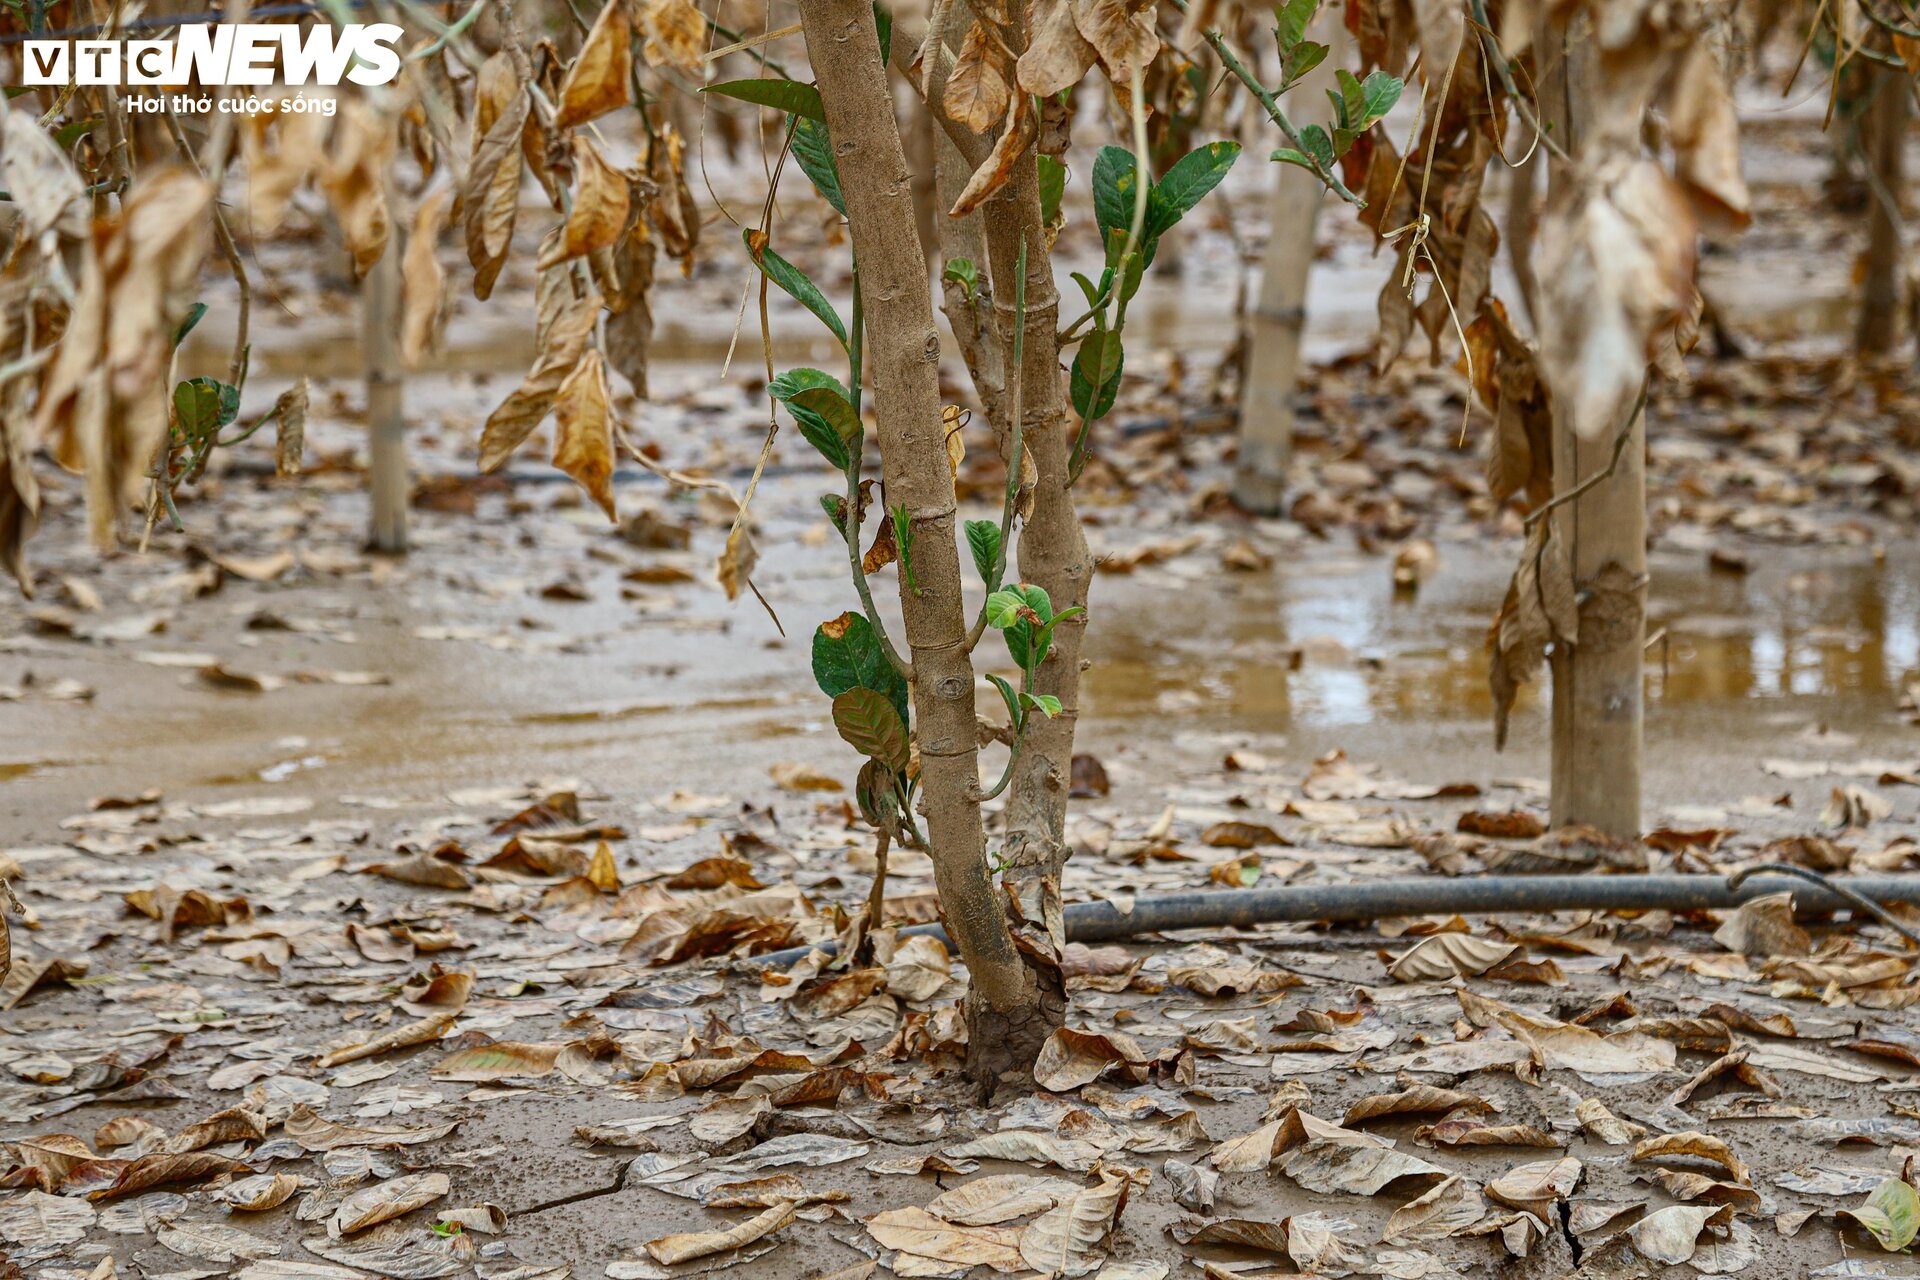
left=908, top=4, right=1075, bottom=1048
left=1543, top=15, right=1644, bottom=839
left=1856, top=67, right=1909, bottom=357
left=958, top=12, right=1088, bottom=1042
left=365, top=188, right=408, bottom=555
left=797, top=0, right=1053, bottom=1077
left=1233, top=14, right=1343, bottom=514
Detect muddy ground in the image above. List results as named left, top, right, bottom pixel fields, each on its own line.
left=2, top=74, right=1920, bottom=1280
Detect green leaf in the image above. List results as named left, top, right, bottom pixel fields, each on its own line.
left=873, top=2, right=893, bottom=62
left=813, top=612, right=909, bottom=725
left=1274, top=0, right=1317, bottom=51
left=1091, top=146, right=1142, bottom=243
left=943, top=257, right=979, bottom=298
left=52, top=115, right=99, bottom=150
left=772, top=369, right=856, bottom=470
left=1069, top=326, right=1124, bottom=422
left=965, top=519, right=1001, bottom=584
left=792, top=386, right=863, bottom=453
left=744, top=229, right=849, bottom=349
left=172, top=377, right=239, bottom=440
left=1361, top=71, right=1404, bottom=124
left=704, top=78, right=825, bottom=122
left=996, top=583, right=1056, bottom=670
left=174, top=302, right=209, bottom=348
left=985, top=674, right=1024, bottom=734
left=790, top=116, right=845, bottom=215
left=984, top=588, right=1030, bottom=630
left=1280, top=40, right=1328, bottom=90
left=1330, top=68, right=1367, bottom=130
left=1037, top=155, right=1068, bottom=226
left=1847, top=1179, right=1920, bottom=1252
left=1147, top=141, right=1240, bottom=237
left=1272, top=124, right=1337, bottom=174
left=1021, top=691, right=1063, bottom=718
left=833, top=687, right=910, bottom=771
left=770, top=368, right=852, bottom=404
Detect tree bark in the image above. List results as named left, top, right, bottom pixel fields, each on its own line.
left=365, top=180, right=408, bottom=555
left=981, top=2, right=1090, bottom=891
left=1543, top=14, right=1644, bottom=840
left=1856, top=67, right=1909, bottom=357
left=1233, top=14, right=1343, bottom=514
left=797, top=0, right=1054, bottom=1078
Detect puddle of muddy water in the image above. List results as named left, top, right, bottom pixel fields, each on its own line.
left=1082, top=541, right=1919, bottom=741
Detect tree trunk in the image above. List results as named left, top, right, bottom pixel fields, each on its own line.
left=364, top=193, right=408, bottom=555
left=1233, top=14, right=1343, bottom=515
left=1543, top=15, right=1644, bottom=840
left=1856, top=67, right=1909, bottom=357
left=965, top=9, right=1087, bottom=1051
left=797, top=0, right=1055, bottom=1078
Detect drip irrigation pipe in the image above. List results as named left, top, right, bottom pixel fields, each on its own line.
left=751, top=872, right=1920, bottom=969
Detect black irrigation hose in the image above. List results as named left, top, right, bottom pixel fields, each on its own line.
left=752, top=872, right=1920, bottom=969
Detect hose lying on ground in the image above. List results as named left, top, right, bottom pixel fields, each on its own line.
left=752, top=871, right=1920, bottom=969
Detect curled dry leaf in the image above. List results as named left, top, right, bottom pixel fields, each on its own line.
left=867, top=1205, right=1026, bottom=1272
left=1383, top=1175, right=1488, bottom=1243
left=217, top=1173, right=303, bottom=1211
left=551, top=349, right=619, bottom=521
left=1712, top=891, right=1811, bottom=957
left=1631, top=1131, right=1751, bottom=1187
left=950, top=92, right=1036, bottom=217
left=328, top=1171, right=451, bottom=1236
left=946, top=22, right=1012, bottom=134
left=1018, top=0, right=1097, bottom=96
left=555, top=0, right=635, bottom=129
left=549, top=136, right=633, bottom=268
left=1343, top=1086, right=1491, bottom=1127
left=1535, top=158, right=1693, bottom=443
left=401, top=189, right=454, bottom=369
left=477, top=241, right=601, bottom=472
left=1627, top=1203, right=1733, bottom=1265
left=1033, top=1026, right=1146, bottom=1091
left=1017, top=1173, right=1130, bottom=1277
left=1484, top=1157, right=1582, bottom=1219
left=925, top=1174, right=1082, bottom=1228
left=316, top=1010, right=458, bottom=1068
left=463, top=54, right=530, bottom=300
left=646, top=1201, right=798, bottom=1265
left=883, top=933, right=952, bottom=1002
left=1386, top=933, right=1517, bottom=982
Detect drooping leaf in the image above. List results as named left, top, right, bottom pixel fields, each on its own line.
left=790, top=116, right=845, bottom=215
left=744, top=229, right=848, bottom=348
left=966, top=519, right=1001, bottom=584
left=986, top=673, right=1024, bottom=734
left=1037, top=155, right=1068, bottom=226
left=704, top=78, right=826, bottom=122
left=554, top=0, right=634, bottom=129
left=812, top=611, right=909, bottom=724
left=832, top=687, right=910, bottom=770
left=1069, top=327, right=1124, bottom=422
left=174, top=302, right=209, bottom=347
